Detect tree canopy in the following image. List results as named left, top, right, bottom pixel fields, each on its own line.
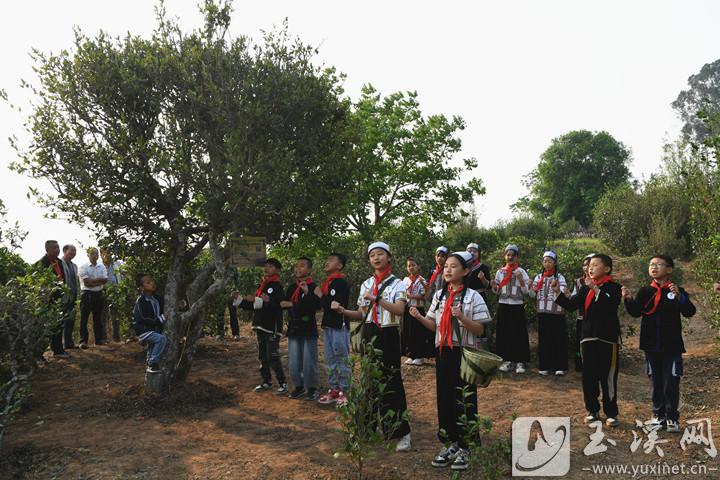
left=672, top=58, right=720, bottom=143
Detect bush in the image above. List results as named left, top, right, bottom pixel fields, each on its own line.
left=593, top=184, right=644, bottom=256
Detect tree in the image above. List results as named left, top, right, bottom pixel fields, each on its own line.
left=11, top=1, right=354, bottom=391
left=344, top=85, right=484, bottom=242
left=514, top=130, right=632, bottom=227
left=672, top=58, right=720, bottom=143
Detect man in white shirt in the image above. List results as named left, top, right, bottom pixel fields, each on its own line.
left=79, top=247, right=108, bottom=348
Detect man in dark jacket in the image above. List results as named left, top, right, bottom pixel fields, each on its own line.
left=623, top=255, right=696, bottom=433
left=37, top=240, right=69, bottom=358
left=237, top=258, right=287, bottom=393
left=132, top=273, right=167, bottom=373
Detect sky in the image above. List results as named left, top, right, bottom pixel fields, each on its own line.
left=2, top=0, right=719, bottom=266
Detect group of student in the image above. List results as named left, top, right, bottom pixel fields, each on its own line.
left=126, top=239, right=701, bottom=471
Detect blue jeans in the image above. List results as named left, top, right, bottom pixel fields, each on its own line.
left=143, top=332, right=167, bottom=365
left=323, top=326, right=350, bottom=392
left=288, top=336, right=318, bottom=390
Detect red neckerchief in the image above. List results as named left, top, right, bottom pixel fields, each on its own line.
left=371, top=265, right=392, bottom=326
left=498, top=263, right=519, bottom=289
left=321, top=273, right=344, bottom=296
left=408, top=274, right=420, bottom=294
left=50, top=258, right=62, bottom=280
left=291, top=277, right=313, bottom=304
left=439, top=285, right=464, bottom=352
left=256, top=274, right=281, bottom=297
left=472, top=258, right=480, bottom=269
left=535, top=268, right=555, bottom=291
left=584, top=275, right=613, bottom=316
left=428, top=264, right=442, bottom=287
left=642, top=279, right=671, bottom=316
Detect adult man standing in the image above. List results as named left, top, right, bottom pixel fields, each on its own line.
left=37, top=240, right=69, bottom=358
left=62, top=244, right=80, bottom=349
left=79, top=247, right=108, bottom=348
left=101, top=248, right=122, bottom=342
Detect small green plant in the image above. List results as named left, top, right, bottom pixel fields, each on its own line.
left=336, top=338, right=407, bottom=480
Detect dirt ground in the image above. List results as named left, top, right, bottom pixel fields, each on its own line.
left=2, top=274, right=720, bottom=479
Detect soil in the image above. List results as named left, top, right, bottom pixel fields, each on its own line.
left=2, top=268, right=720, bottom=479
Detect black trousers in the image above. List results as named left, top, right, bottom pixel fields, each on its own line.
left=436, top=347, right=478, bottom=448
left=537, top=313, right=568, bottom=371
left=364, top=324, right=411, bottom=439
left=495, top=303, right=530, bottom=363
left=256, top=330, right=285, bottom=384
left=217, top=298, right=240, bottom=337
left=581, top=340, right=619, bottom=418
left=62, top=301, right=77, bottom=348
left=80, top=290, right=105, bottom=344
left=50, top=314, right=65, bottom=354
left=645, top=351, right=682, bottom=422
left=574, top=318, right=584, bottom=372
left=402, top=306, right=436, bottom=359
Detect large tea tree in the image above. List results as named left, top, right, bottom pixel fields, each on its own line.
left=12, top=1, right=354, bottom=389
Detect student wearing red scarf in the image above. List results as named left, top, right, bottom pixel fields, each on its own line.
left=333, top=242, right=412, bottom=452
left=314, top=253, right=351, bottom=406
left=37, top=239, right=70, bottom=358
left=425, top=246, right=448, bottom=302
left=465, top=242, right=492, bottom=301
left=402, top=256, right=434, bottom=366
left=409, top=251, right=491, bottom=471
left=491, top=244, right=531, bottom=374
left=529, top=251, right=569, bottom=376
left=280, top=257, right=321, bottom=400
left=571, top=254, right=594, bottom=372
left=238, top=258, right=287, bottom=393
left=622, top=255, right=696, bottom=433
left=553, top=254, right=622, bottom=427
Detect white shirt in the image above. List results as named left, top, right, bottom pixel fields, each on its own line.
left=358, top=276, right=407, bottom=328
left=403, top=275, right=426, bottom=308
left=494, top=267, right=530, bottom=305
left=529, top=272, right=568, bottom=314
left=79, top=262, right=108, bottom=292
left=426, top=288, right=491, bottom=348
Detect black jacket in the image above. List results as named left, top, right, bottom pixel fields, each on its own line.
left=132, top=294, right=165, bottom=336
left=555, top=281, right=622, bottom=343
left=465, top=263, right=491, bottom=301
left=624, top=285, right=696, bottom=353
left=239, top=280, right=284, bottom=335
left=317, top=277, right=350, bottom=330
left=285, top=280, right=321, bottom=337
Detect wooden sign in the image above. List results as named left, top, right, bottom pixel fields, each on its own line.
left=229, top=235, right=266, bottom=267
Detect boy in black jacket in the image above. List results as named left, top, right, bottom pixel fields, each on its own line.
left=281, top=257, right=321, bottom=400
left=237, top=258, right=287, bottom=393
left=622, top=254, right=696, bottom=433
left=132, top=274, right=167, bottom=373
left=553, top=254, right=622, bottom=427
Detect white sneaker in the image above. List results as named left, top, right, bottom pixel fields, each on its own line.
left=554, top=370, right=567, bottom=376
left=515, top=363, right=526, bottom=374
left=666, top=420, right=680, bottom=433
left=605, top=417, right=619, bottom=427
left=404, top=358, right=414, bottom=365
left=585, top=412, right=599, bottom=423
left=648, top=416, right=665, bottom=427
left=395, top=433, right=412, bottom=452
left=538, top=370, right=550, bottom=376
left=499, top=361, right=512, bottom=372
left=411, top=358, right=424, bottom=366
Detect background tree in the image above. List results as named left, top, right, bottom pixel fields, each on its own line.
left=514, top=130, right=632, bottom=227
left=672, top=58, right=720, bottom=143
left=11, top=1, right=354, bottom=391
left=345, top=84, right=484, bottom=242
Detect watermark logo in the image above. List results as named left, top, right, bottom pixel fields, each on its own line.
left=512, top=417, right=570, bottom=476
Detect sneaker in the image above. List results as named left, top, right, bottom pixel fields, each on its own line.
left=666, top=420, right=681, bottom=433
left=305, top=388, right=320, bottom=401
left=289, top=387, right=306, bottom=399
left=450, top=448, right=470, bottom=471
left=146, top=363, right=161, bottom=373
left=411, top=358, right=424, bottom=366
left=555, top=370, right=567, bottom=376
left=404, top=358, right=415, bottom=365
left=335, top=391, right=348, bottom=407
left=606, top=417, right=619, bottom=428
left=277, top=383, right=288, bottom=394
left=498, top=361, right=512, bottom=372
left=431, top=444, right=460, bottom=467
left=538, top=370, right=550, bottom=376
left=515, top=363, right=526, bottom=374
left=53, top=351, right=70, bottom=359
left=395, top=433, right=411, bottom=452
left=318, top=389, right=339, bottom=405
left=648, top=416, right=665, bottom=427
left=79, top=342, right=89, bottom=350
left=254, top=382, right=272, bottom=392
left=232, top=335, right=240, bottom=341
left=585, top=412, right=599, bottom=423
